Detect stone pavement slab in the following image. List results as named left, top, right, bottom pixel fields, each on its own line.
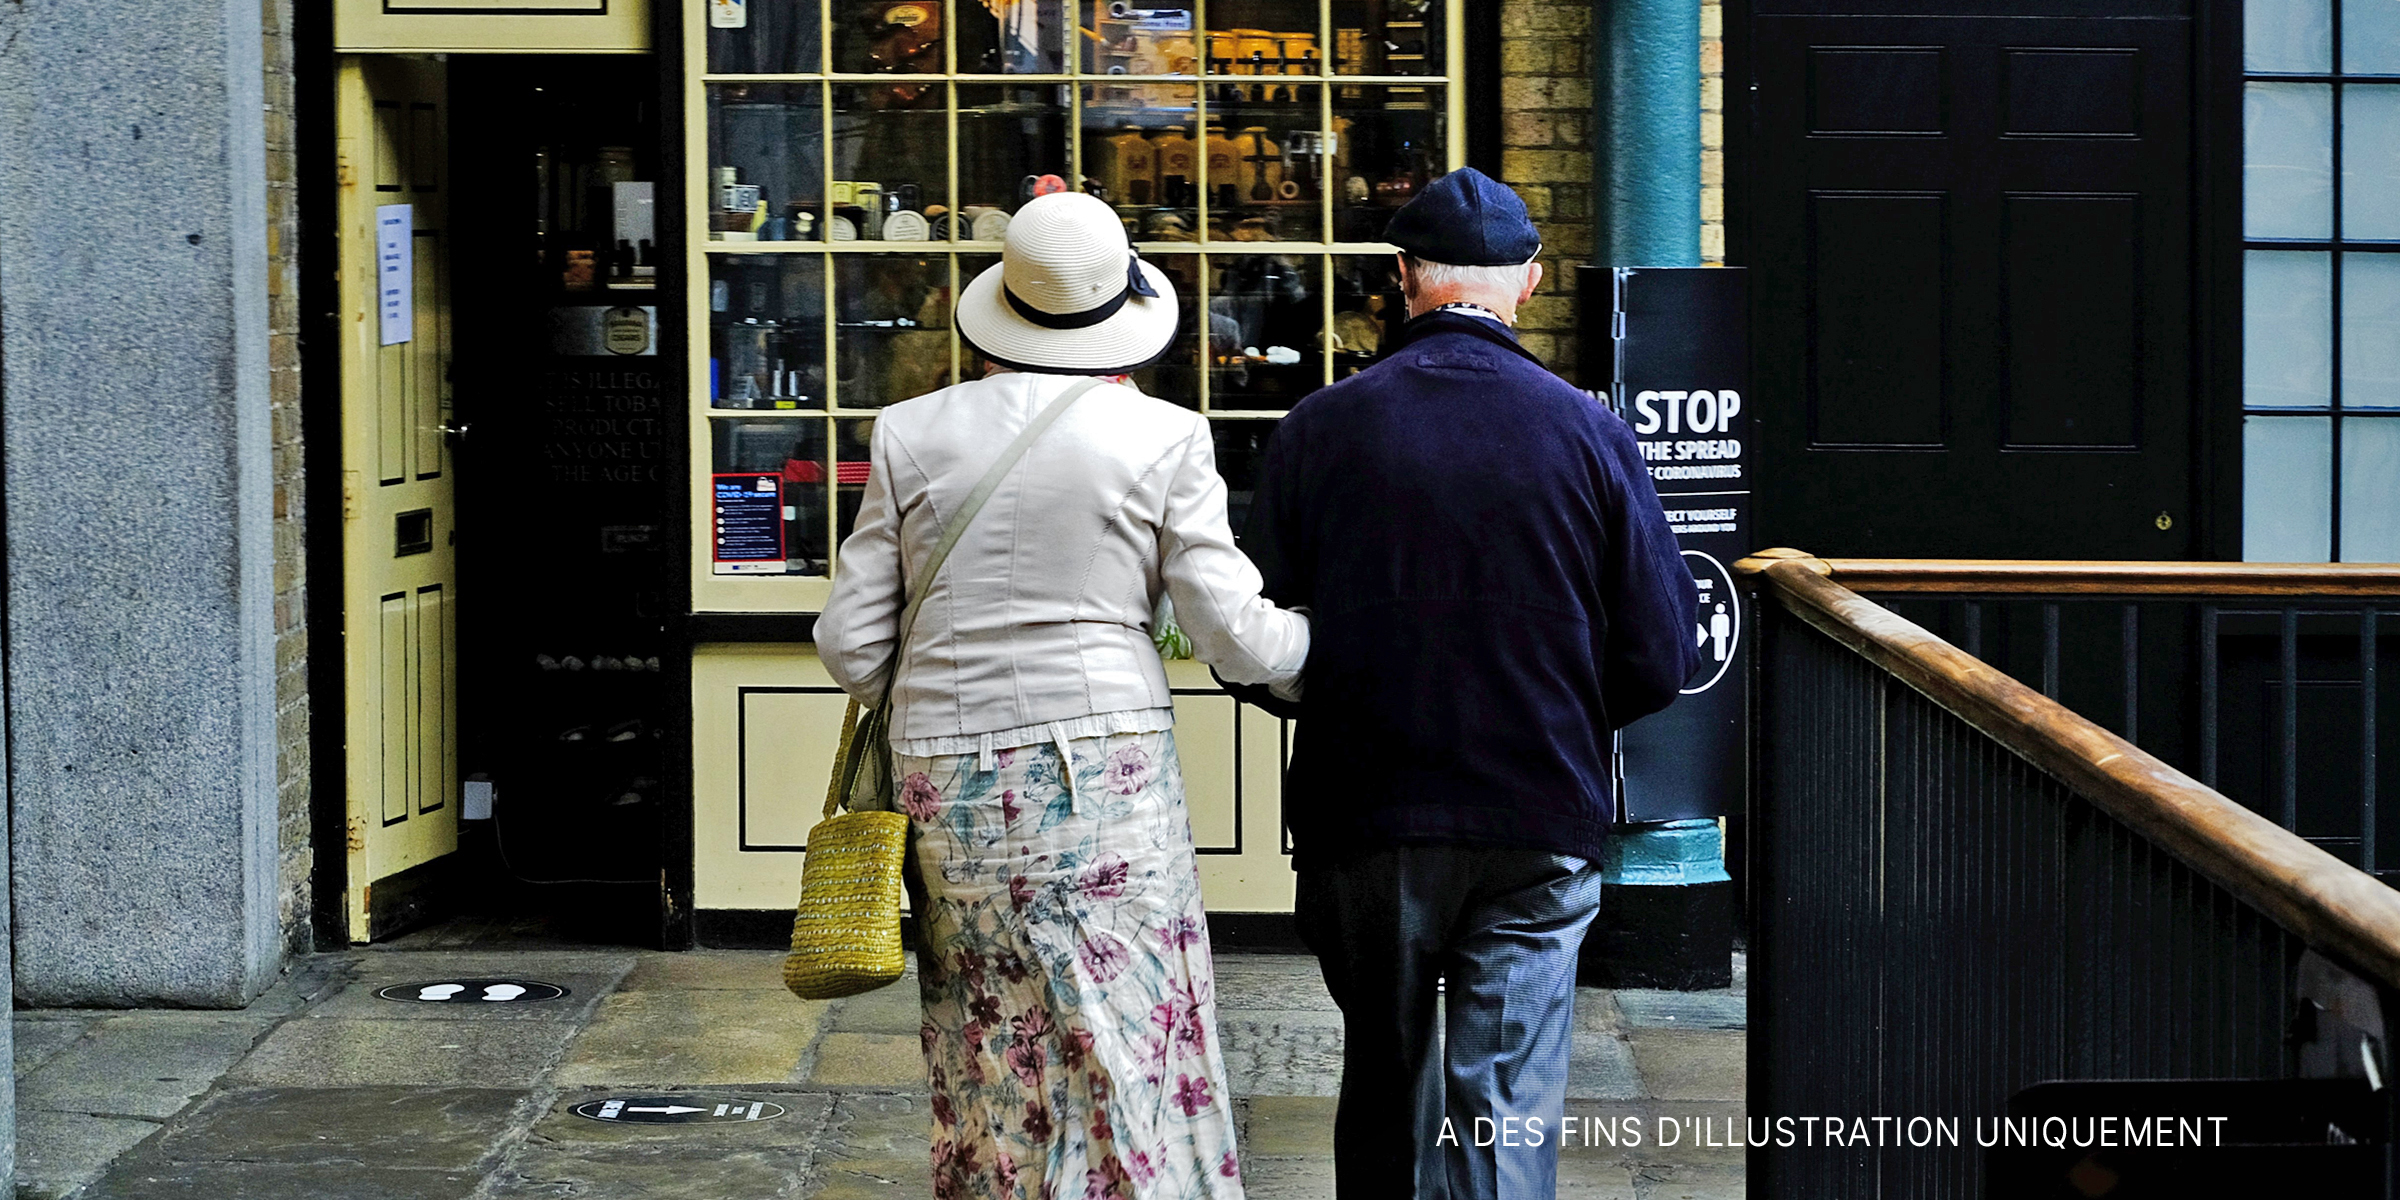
left=17, top=1014, right=276, bottom=1119
left=1627, top=1028, right=1747, bottom=1102
left=803, top=1033, right=927, bottom=1088
left=1238, top=1095, right=1336, bottom=1157
left=11, top=1016, right=95, bottom=1079
left=487, top=1146, right=816, bottom=1198
left=227, top=1017, right=579, bottom=1088
left=555, top=988, right=826, bottom=1087
left=619, top=949, right=790, bottom=992
left=824, top=974, right=925, bottom=1035
left=13, top=1111, right=164, bottom=1200
left=1215, top=1010, right=1346, bottom=1096
left=1570, top=1028, right=1647, bottom=1100
left=147, top=1087, right=528, bottom=1168
left=80, top=1161, right=486, bottom=1200
left=803, top=1092, right=933, bottom=1197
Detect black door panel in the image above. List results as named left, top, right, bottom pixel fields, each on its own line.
left=1749, top=13, right=2198, bottom=558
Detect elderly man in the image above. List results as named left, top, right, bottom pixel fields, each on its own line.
left=1221, top=168, right=1699, bottom=1199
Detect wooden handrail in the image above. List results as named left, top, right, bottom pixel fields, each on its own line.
left=1731, top=548, right=2400, bottom=597
left=1749, top=552, right=2400, bottom=993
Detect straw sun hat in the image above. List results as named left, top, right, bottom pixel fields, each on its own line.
left=956, top=192, right=1179, bottom=374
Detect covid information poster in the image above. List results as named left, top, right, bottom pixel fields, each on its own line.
left=1586, top=266, right=1749, bottom=823
left=711, top=472, right=786, bottom=574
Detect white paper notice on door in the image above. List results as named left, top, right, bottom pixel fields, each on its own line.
left=377, top=204, right=413, bottom=346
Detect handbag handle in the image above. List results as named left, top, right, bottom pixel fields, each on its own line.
left=826, top=376, right=1108, bottom=818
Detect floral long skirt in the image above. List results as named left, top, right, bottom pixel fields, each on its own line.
left=895, top=729, right=1245, bottom=1200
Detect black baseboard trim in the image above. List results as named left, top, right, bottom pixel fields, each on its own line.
left=366, top=856, right=459, bottom=944
left=692, top=909, right=1312, bottom=955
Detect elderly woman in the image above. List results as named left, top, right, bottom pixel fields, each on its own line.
left=816, top=192, right=1306, bottom=1200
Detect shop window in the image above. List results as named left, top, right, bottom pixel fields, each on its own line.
left=690, top=0, right=1466, bottom=605
left=2242, top=0, right=2400, bottom=562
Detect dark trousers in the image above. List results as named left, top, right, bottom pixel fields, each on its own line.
left=1296, top=845, right=1603, bottom=1200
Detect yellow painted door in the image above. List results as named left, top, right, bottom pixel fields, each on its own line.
left=337, top=56, right=456, bottom=941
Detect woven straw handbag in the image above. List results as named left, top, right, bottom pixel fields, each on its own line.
left=785, top=379, right=1102, bottom=1000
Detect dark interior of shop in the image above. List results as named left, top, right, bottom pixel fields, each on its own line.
left=443, top=54, right=672, bottom=944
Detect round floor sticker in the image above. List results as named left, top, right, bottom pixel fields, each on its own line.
left=572, top=1097, right=790, bottom=1124
left=376, top=979, right=569, bottom=1004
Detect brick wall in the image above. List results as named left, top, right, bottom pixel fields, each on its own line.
left=263, top=0, right=312, bottom=956
left=1495, top=0, right=1727, bottom=384
left=1496, top=0, right=1594, bottom=382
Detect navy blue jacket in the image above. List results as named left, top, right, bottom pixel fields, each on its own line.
left=1220, top=311, right=1700, bottom=868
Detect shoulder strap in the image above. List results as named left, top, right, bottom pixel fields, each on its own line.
left=879, top=376, right=1107, bottom=707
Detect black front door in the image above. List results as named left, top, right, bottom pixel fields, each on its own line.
left=1744, top=2, right=2205, bottom=559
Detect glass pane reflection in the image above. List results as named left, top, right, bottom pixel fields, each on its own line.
left=834, top=1, right=946, bottom=76
left=830, top=84, right=950, bottom=242
left=836, top=256, right=956, bottom=408
left=2244, top=82, right=2334, bottom=241
left=1209, top=253, right=1322, bottom=410
left=1089, top=3, right=1199, bottom=76
left=708, top=0, right=821, bottom=74
left=2341, top=417, right=2400, bottom=562
left=959, top=0, right=1069, bottom=73
left=1331, top=254, right=1404, bottom=378
left=2345, top=252, right=2400, bottom=411
left=1206, top=85, right=1323, bottom=242
left=1334, top=84, right=1445, bottom=242
left=709, top=84, right=823, bottom=242
left=1333, top=0, right=1443, bottom=76
left=2244, top=250, right=2332, bottom=408
left=711, top=255, right=826, bottom=409
left=958, top=85, right=1073, bottom=239
left=1082, top=83, right=1202, bottom=239
left=2244, top=415, right=2333, bottom=562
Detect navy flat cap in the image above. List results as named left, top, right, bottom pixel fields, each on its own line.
left=1383, top=167, right=1542, bottom=267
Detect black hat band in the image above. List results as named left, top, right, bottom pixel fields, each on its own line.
left=1001, top=255, right=1160, bottom=330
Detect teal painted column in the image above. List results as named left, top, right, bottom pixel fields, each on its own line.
left=1592, top=0, right=1702, bottom=267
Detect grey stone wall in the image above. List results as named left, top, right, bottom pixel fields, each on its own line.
left=0, top=0, right=287, bottom=1006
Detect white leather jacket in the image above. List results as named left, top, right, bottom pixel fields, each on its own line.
left=816, top=372, right=1309, bottom=743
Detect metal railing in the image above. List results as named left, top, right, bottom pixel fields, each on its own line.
left=1740, top=551, right=2400, bottom=1198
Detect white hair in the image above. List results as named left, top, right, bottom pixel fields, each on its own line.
left=1403, top=256, right=1535, bottom=294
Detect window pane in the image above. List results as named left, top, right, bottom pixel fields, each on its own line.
left=834, top=1, right=944, bottom=75
left=2245, top=82, right=2334, bottom=239
left=2245, top=415, right=2334, bottom=561
left=1334, top=84, right=1449, bottom=242
left=2345, top=0, right=2400, bottom=74
left=2246, top=250, right=2333, bottom=407
left=709, top=84, right=823, bottom=242
left=958, top=0, right=1067, bottom=73
left=1209, top=252, right=1323, bottom=410
left=1206, top=3, right=1324, bottom=76
left=1332, top=254, right=1406, bottom=379
left=711, top=418, right=832, bottom=576
left=2345, top=253, right=2400, bottom=410
left=2345, top=86, right=2400, bottom=241
left=2245, top=0, right=2332, bottom=73
left=957, top=84, right=1072, bottom=234
left=830, top=84, right=950, bottom=241
left=1082, top=82, right=1202, bottom=238
left=708, top=0, right=821, bottom=74
left=711, top=254, right=826, bottom=409
left=1207, top=84, right=1324, bottom=242
left=1088, top=4, right=1199, bottom=76
left=1336, top=0, right=1446, bottom=77
left=834, top=255, right=956, bottom=408
left=2341, top=417, right=2400, bottom=561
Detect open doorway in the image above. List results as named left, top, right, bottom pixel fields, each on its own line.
left=323, top=51, right=675, bottom=947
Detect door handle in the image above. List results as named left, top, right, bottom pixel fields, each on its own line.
left=440, top=420, right=471, bottom=446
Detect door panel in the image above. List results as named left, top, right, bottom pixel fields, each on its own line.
left=340, top=56, right=457, bottom=941
left=1750, top=11, right=2199, bottom=558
